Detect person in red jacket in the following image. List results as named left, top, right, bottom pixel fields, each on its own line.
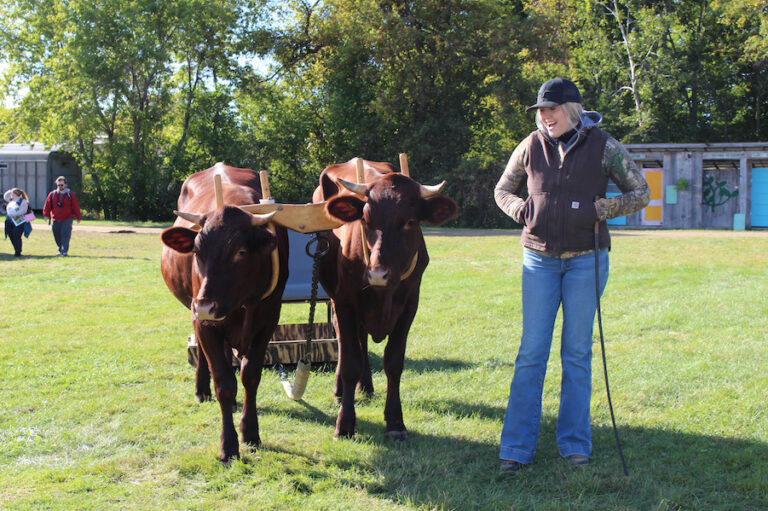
left=42, top=176, right=82, bottom=256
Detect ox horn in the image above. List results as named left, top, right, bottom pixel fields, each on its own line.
left=250, top=210, right=277, bottom=226
left=337, top=178, right=369, bottom=196
left=420, top=180, right=446, bottom=198
left=174, top=210, right=203, bottom=226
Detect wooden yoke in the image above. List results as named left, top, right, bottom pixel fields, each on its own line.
left=240, top=202, right=342, bottom=233
left=259, top=170, right=273, bottom=202
left=399, top=153, right=410, bottom=177
left=214, top=173, right=224, bottom=208
left=256, top=170, right=279, bottom=299
left=355, top=157, right=366, bottom=184
left=356, top=158, right=371, bottom=266
left=239, top=170, right=342, bottom=233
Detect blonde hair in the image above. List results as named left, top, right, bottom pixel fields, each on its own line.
left=535, top=102, right=584, bottom=134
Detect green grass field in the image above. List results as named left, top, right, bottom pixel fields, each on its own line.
left=1, top=223, right=766, bottom=510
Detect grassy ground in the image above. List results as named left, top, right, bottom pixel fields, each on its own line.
left=1, top=223, right=766, bottom=510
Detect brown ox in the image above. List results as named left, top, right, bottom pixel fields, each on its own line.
left=160, top=164, right=288, bottom=462
left=312, top=158, right=458, bottom=439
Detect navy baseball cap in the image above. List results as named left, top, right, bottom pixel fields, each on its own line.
left=526, top=78, right=582, bottom=111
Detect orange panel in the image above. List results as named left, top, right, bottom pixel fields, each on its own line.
left=645, top=205, right=662, bottom=222
left=645, top=171, right=663, bottom=200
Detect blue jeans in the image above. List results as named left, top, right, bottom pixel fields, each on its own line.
left=500, top=248, right=608, bottom=464
left=52, top=219, right=74, bottom=255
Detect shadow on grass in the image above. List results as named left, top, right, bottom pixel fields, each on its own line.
left=363, top=352, right=479, bottom=374
left=207, top=353, right=766, bottom=510
left=262, top=395, right=767, bottom=510
left=417, top=398, right=504, bottom=421
left=361, top=421, right=768, bottom=510
left=265, top=399, right=335, bottom=426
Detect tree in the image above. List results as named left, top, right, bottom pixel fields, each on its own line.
left=263, top=0, right=533, bottom=226
left=4, top=0, right=765, bottom=225
left=715, top=0, right=768, bottom=138
left=526, top=0, right=768, bottom=142
left=0, top=0, right=269, bottom=220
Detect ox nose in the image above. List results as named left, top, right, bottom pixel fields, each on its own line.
left=367, top=267, right=389, bottom=287
left=193, top=299, right=225, bottom=322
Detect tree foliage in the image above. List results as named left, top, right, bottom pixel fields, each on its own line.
left=0, top=0, right=269, bottom=219
left=1, top=0, right=766, bottom=224
left=526, top=0, right=768, bottom=142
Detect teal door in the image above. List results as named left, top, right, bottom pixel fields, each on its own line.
left=752, top=168, right=768, bottom=227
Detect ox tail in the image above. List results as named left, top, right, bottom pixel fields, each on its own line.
left=280, top=360, right=310, bottom=401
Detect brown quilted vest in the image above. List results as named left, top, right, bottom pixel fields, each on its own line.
left=521, top=128, right=611, bottom=255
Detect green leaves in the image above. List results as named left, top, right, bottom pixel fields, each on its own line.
left=1, top=0, right=767, bottom=223
left=527, top=0, right=768, bottom=143
left=0, top=0, right=272, bottom=220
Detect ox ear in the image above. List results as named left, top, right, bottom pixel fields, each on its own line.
left=320, top=173, right=339, bottom=201
left=326, top=196, right=365, bottom=223
left=421, top=196, right=459, bottom=226
left=161, top=226, right=197, bottom=253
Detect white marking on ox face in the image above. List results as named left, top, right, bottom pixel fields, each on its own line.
left=367, top=267, right=389, bottom=287
left=192, top=300, right=226, bottom=323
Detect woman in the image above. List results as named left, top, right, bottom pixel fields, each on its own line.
left=494, top=78, right=650, bottom=472
left=4, top=188, right=31, bottom=257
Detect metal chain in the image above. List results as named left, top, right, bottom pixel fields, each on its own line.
left=301, top=232, right=330, bottom=364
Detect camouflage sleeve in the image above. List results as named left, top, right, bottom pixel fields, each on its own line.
left=494, top=138, right=529, bottom=223
left=596, top=137, right=651, bottom=221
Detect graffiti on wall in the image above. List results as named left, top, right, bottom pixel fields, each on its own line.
left=702, top=175, right=739, bottom=212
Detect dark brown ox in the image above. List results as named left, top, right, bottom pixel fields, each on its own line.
left=160, top=164, right=288, bottom=462
left=312, top=159, right=458, bottom=439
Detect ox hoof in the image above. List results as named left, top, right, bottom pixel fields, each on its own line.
left=385, top=430, right=408, bottom=442
left=242, top=435, right=261, bottom=448
left=195, top=392, right=213, bottom=403
left=219, top=453, right=240, bottom=466
left=334, top=430, right=355, bottom=441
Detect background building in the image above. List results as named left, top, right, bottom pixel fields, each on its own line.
left=613, top=142, right=768, bottom=230
left=0, top=144, right=81, bottom=210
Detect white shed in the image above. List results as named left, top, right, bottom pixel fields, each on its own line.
left=0, top=144, right=81, bottom=210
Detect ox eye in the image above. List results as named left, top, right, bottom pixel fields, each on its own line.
left=235, top=249, right=248, bottom=259
left=403, top=218, right=418, bottom=229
